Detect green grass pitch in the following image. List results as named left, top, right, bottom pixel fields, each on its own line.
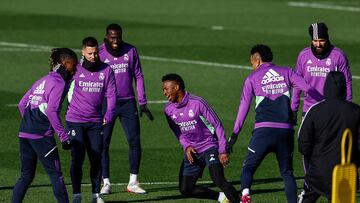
left=0, top=0, right=360, bottom=202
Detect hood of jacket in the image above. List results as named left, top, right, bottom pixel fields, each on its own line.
left=324, top=71, right=346, bottom=100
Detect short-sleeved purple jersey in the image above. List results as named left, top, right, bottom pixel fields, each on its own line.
left=291, top=46, right=352, bottom=113
left=66, top=62, right=116, bottom=123
left=18, top=72, right=69, bottom=142
left=164, top=92, right=227, bottom=154
left=99, top=42, right=147, bottom=105
left=233, top=63, right=323, bottom=135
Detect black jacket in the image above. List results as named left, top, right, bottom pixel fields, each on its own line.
left=298, top=71, right=360, bottom=198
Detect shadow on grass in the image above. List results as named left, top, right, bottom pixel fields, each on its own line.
left=106, top=195, right=185, bottom=203
left=0, top=176, right=305, bottom=191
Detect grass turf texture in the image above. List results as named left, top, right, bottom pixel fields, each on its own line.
left=0, top=0, right=360, bottom=202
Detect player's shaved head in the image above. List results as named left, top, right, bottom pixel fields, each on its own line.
left=106, top=23, right=122, bottom=34
left=162, top=73, right=185, bottom=90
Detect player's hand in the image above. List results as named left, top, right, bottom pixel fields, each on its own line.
left=185, top=146, right=196, bottom=165
left=139, top=104, right=154, bottom=121
left=292, top=111, right=298, bottom=126
left=102, top=118, right=107, bottom=126
left=219, top=153, right=229, bottom=167
left=61, top=139, right=71, bottom=150
left=226, top=133, right=238, bottom=154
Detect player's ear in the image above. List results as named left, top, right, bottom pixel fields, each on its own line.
left=174, top=84, right=180, bottom=91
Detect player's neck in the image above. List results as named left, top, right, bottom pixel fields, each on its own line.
left=176, top=91, right=185, bottom=103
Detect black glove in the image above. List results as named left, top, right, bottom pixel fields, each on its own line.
left=226, top=133, right=238, bottom=154
left=292, top=111, right=298, bottom=126
left=139, top=104, right=154, bottom=120
left=61, top=139, right=72, bottom=150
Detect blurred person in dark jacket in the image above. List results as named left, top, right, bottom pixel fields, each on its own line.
left=298, top=71, right=360, bottom=203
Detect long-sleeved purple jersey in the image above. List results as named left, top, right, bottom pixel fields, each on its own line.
left=291, top=46, right=352, bottom=113
left=233, top=63, right=323, bottom=135
left=18, top=72, right=69, bottom=142
left=99, top=42, right=147, bottom=105
left=66, top=62, right=116, bottom=123
left=164, top=92, right=227, bottom=154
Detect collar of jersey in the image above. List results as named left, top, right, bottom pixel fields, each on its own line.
left=174, top=91, right=189, bottom=108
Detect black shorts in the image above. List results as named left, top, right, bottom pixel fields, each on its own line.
left=182, top=147, right=220, bottom=176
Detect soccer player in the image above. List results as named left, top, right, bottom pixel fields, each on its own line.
left=290, top=22, right=352, bottom=195
left=99, top=23, right=153, bottom=194
left=227, top=45, right=323, bottom=203
left=66, top=37, right=116, bottom=203
left=291, top=22, right=352, bottom=121
left=298, top=71, right=360, bottom=202
left=162, top=73, right=240, bottom=203
left=12, top=48, right=78, bottom=203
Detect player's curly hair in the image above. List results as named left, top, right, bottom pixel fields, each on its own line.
left=49, top=48, right=78, bottom=70
left=162, top=73, right=185, bottom=90
left=250, top=44, right=273, bottom=62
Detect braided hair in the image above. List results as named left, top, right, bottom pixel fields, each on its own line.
left=49, top=48, right=78, bottom=70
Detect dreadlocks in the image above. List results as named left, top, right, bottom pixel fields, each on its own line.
left=49, top=48, right=78, bottom=70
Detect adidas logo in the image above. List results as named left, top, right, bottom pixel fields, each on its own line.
left=34, top=80, right=46, bottom=94
left=307, top=59, right=312, bottom=64
left=79, top=73, right=85, bottom=78
left=209, top=154, right=215, bottom=162
left=104, top=59, right=110, bottom=63
left=261, top=69, right=284, bottom=84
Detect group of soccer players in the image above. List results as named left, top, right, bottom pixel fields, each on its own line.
left=13, top=24, right=152, bottom=203
left=12, top=21, right=354, bottom=203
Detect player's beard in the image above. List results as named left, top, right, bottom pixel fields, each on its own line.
left=104, top=38, right=122, bottom=57
left=311, top=41, right=333, bottom=60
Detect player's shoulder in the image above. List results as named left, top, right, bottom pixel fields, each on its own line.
left=47, top=72, right=66, bottom=85
left=298, top=47, right=311, bottom=56
left=188, top=94, right=209, bottom=107
left=331, top=46, right=347, bottom=57
left=98, top=43, right=106, bottom=53
left=164, top=102, right=175, bottom=114
left=123, top=41, right=136, bottom=49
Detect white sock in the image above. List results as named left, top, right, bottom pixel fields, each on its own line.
left=103, top=178, right=111, bottom=185
left=73, top=193, right=81, bottom=199
left=218, top=192, right=226, bottom=202
left=92, top=193, right=100, bottom=199
left=242, top=188, right=250, bottom=196
left=129, top=173, right=138, bottom=185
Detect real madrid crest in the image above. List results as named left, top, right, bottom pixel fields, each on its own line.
left=99, top=72, right=105, bottom=80
left=326, top=58, right=331, bottom=66
left=124, top=54, right=129, bottom=61
left=188, top=109, right=194, bottom=117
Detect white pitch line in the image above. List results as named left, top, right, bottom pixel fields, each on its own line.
left=288, top=2, right=360, bottom=12
left=148, top=100, right=168, bottom=104
left=6, top=101, right=168, bottom=107
left=1, top=41, right=360, bottom=79
left=5, top=104, right=18, bottom=107
left=79, top=180, right=213, bottom=187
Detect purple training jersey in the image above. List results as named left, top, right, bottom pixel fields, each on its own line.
left=66, top=62, right=116, bottom=123
left=99, top=42, right=147, bottom=105
left=164, top=92, right=227, bottom=154
left=233, top=62, right=323, bottom=135
left=18, top=72, right=69, bottom=142
left=291, top=46, right=352, bottom=113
